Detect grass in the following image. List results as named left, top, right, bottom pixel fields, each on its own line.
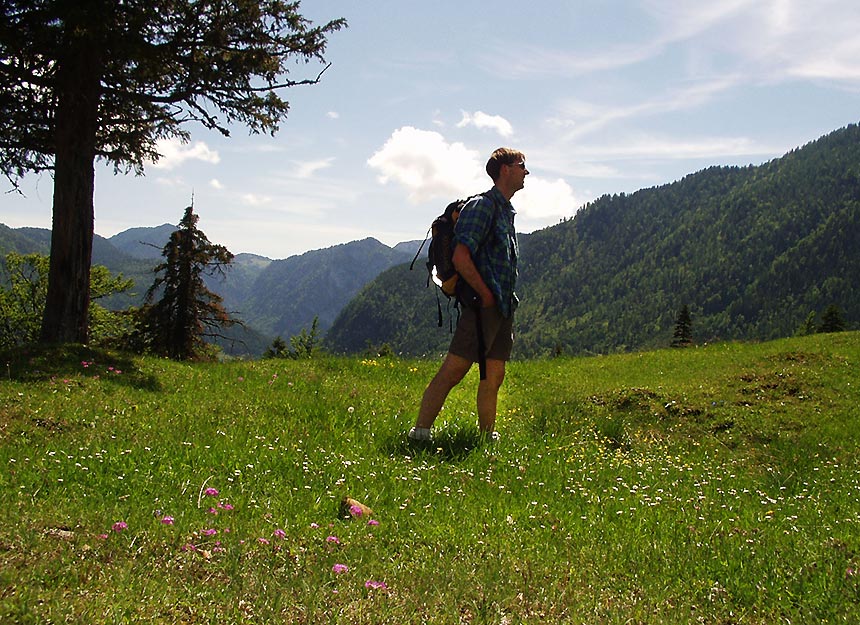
left=1, top=333, right=859, bottom=623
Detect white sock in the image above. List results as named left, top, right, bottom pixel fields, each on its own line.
left=408, top=427, right=431, bottom=440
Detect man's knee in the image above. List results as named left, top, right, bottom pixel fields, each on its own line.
left=434, top=353, right=471, bottom=387
left=483, top=359, right=506, bottom=389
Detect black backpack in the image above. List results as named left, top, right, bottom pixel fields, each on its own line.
left=411, top=194, right=490, bottom=378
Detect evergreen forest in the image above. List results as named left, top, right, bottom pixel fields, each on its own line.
left=327, top=123, right=860, bottom=357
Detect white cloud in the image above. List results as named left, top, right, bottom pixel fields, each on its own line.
left=327, top=111, right=340, bottom=120
left=149, top=138, right=220, bottom=170
left=209, top=178, right=224, bottom=190
left=457, top=111, right=514, bottom=138
left=515, top=177, right=580, bottom=226
left=367, top=127, right=486, bottom=202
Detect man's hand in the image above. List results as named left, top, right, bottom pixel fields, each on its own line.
left=452, top=243, right=494, bottom=308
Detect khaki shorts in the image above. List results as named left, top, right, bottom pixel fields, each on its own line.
left=449, top=305, right=514, bottom=362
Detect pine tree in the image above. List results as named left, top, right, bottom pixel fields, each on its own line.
left=672, top=304, right=693, bottom=347
left=817, top=304, right=845, bottom=334
left=145, top=203, right=237, bottom=360
left=0, top=1, right=345, bottom=344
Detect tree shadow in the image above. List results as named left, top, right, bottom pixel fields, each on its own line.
left=2, top=344, right=162, bottom=391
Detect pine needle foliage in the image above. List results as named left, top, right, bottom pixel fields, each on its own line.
left=144, top=203, right=237, bottom=360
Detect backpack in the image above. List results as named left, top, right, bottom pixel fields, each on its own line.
left=411, top=193, right=491, bottom=379
left=413, top=197, right=467, bottom=295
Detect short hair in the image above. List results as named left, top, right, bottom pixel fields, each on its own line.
left=486, top=147, right=525, bottom=182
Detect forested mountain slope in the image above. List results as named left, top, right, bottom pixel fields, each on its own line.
left=1, top=224, right=410, bottom=355
left=327, top=123, right=860, bottom=356
left=236, top=237, right=413, bottom=341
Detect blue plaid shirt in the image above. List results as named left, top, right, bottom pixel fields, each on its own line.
left=453, top=186, right=519, bottom=318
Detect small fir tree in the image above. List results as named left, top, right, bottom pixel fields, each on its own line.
left=672, top=304, right=693, bottom=347
left=263, top=318, right=321, bottom=359
left=817, top=304, right=845, bottom=334
left=798, top=311, right=817, bottom=336
left=144, top=203, right=238, bottom=360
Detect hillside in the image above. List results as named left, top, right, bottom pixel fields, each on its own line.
left=327, top=122, right=860, bottom=356
left=1, top=226, right=413, bottom=355
left=237, top=237, right=413, bottom=341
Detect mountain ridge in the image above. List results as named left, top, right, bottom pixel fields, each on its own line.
left=4, top=122, right=859, bottom=357
left=327, top=122, right=860, bottom=356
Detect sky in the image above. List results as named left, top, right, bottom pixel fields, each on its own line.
left=3, top=0, right=860, bottom=260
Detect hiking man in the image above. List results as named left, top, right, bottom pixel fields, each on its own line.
left=409, top=147, right=527, bottom=442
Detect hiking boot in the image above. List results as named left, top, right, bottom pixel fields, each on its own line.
left=407, top=427, right=432, bottom=442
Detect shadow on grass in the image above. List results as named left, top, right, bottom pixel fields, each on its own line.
left=1, top=344, right=162, bottom=391
left=383, top=427, right=497, bottom=461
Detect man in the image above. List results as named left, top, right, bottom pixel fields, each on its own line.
left=409, top=147, right=527, bottom=442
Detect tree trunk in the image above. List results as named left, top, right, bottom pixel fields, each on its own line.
left=39, top=23, right=102, bottom=344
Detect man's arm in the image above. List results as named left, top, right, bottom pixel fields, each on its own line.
left=452, top=243, right=495, bottom=308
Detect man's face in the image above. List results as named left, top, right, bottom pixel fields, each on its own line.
left=504, top=159, right=529, bottom=192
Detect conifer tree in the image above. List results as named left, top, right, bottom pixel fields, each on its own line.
left=817, top=304, right=845, bottom=334
left=145, top=203, right=237, bottom=360
left=672, top=304, right=693, bottom=347
left=0, top=1, right=345, bottom=344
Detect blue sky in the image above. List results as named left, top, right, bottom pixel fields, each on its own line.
left=3, top=0, right=860, bottom=259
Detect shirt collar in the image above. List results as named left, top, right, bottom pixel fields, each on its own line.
left=488, top=186, right=516, bottom=214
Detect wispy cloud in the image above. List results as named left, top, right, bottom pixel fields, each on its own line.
left=551, top=75, right=743, bottom=142
left=647, top=0, right=860, bottom=85
left=483, top=1, right=860, bottom=89
left=241, top=193, right=272, bottom=207
left=294, top=158, right=335, bottom=179
left=576, top=134, right=781, bottom=161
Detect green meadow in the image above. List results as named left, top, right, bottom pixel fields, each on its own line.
left=1, top=333, right=859, bottom=624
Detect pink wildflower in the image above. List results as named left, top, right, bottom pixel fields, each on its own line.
left=112, top=521, right=127, bottom=533
left=161, top=516, right=175, bottom=525
left=326, top=535, right=340, bottom=544
left=273, top=529, right=286, bottom=539
left=349, top=504, right=363, bottom=517
left=202, top=528, right=217, bottom=536
left=365, top=580, right=387, bottom=590
left=310, top=523, right=320, bottom=529
left=204, top=487, right=219, bottom=497
left=217, top=502, right=234, bottom=511
left=367, top=519, right=380, bottom=526
left=258, top=537, right=270, bottom=545
left=332, top=563, right=349, bottom=574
